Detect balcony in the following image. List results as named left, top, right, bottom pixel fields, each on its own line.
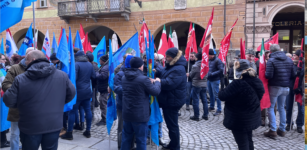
left=58, top=0, right=131, bottom=23
left=246, top=0, right=278, bottom=3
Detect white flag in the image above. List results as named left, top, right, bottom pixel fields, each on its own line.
left=6, top=31, right=18, bottom=59
left=43, top=30, right=51, bottom=60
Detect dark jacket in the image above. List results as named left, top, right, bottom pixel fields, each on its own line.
left=290, top=60, right=304, bottom=94
left=2, top=59, right=26, bottom=122
left=265, top=51, right=295, bottom=87
left=143, top=61, right=164, bottom=76
left=218, top=70, right=265, bottom=132
left=256, top=60, right=259, bottom=75
left=3, top=59, right=76, bottom=135
left=122, top=68, right=161, bottom=122
left=156, top=51, right=187, bottom=109
left=208, top=56, right=224, bottom=81
left=96, top=62, right=109, bottom=93
left=75, top=51, right=96, bottom=101
left=190, top=60, right=207, bottom=87
left=185, top=60, right=196, bottom=82
left=227, top=67, right=234, bottom=80
left=114, top=65, right=125, bottom=111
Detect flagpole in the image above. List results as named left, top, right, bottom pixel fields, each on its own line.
left=187, top=36, right=193, bottom=82
left=289, top=96, right=295, bottom=130
left=32, top=2, right=36, bottom=50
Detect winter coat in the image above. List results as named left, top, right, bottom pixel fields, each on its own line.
left=156, top=50, right=187, bottom=109
left=143, top=61, right=164, bottom=76
left=256, top=60, right=259, bottom=75
left=185, top=60, right=196, bottom=82
left=96, top=62, right=109, bottom=93
left=114, top=66, right=125, bottom=111
left=290, top=60, right=305, bottom=94
left=208, top=56, right=224, bottom=81
left=122, top=68, right=161, bottom=122
left=2, top=59, right=26, bottom=122
left=265, top=51, right=295, bottom=87
left=227, top=67, right=234, bottom=80
left=3, top=59, right=76, bottom=135
left=218, top=69, right=265, bottom=132
left=75, top=51, right=96, bottom=101
left=189, top=60, right=207, bottom=87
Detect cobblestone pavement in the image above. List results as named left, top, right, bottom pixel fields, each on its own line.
left=2, top=102, right=304, bottom=150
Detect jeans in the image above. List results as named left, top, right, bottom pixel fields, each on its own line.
left=163, top=108, right=180, bottom=150
left=20, top=130, right=60, bottom=150
left=10, top=122, right=20, bottom=150
left=208, top=80, right=222, bottom=112
left=231, top=130, right=254, bottom=150
left=186, top=81, right=192, bottom=106
left=191, top=86, right=208, bottom=118
left=75, top=106, right=85, bottom=124
left=121, top=121, right=148, bottom=150
left=286, top=89, right=305, bottom=127
left=68, top=99, right=92, bottom=132
left=268, top=86, right=289, bottom=132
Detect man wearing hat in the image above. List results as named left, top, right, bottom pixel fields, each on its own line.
left=264, top=44, right=295, bottom=139
left=207, top=49, right=224, bottom=116
left=155, top=48, right=187, bottom=150
left=121, top=57, right=161, bottom=149
left=245, top=48, right=257, bottom=73
left=50, top=53, right=62, bottom=70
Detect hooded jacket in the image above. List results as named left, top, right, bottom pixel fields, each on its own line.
left=189, top=60, right=207, bottom=87
left=208, top=56, right=224, bottom=81
left=122, top=68, right=161, bottom=122
left=265, top=51, right=295, bottom=87
left=156, top=50, right=187, bottom=109
left=3, top=59, right=76, bottom=135
left=2, top=59, right=27, bottom=122
left=218, top=68, right=265, bottom=132
left=96, top=60, right=109, bottom=93
left=75, top=51, right=96, bottom=101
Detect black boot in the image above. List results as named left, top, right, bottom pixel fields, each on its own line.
left=73, top=123, right=82, bottom=130
left=83, top=130, right=91, bottom=138
left=80, top=122, right=85, bottom=130
left=95, top=120, right=106, bottom=126
left=61, top=131, right=73, bottom=140
left=0, top=141, right=10, bottom=148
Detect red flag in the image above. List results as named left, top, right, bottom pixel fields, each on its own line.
left=84, top=33, right=89, bottom=53
left=139, top=19, right=149, bottom=54
left=87, top=40, right=93, bottom=52
left=257, top=33, right=278, bottom=51
left=157, top=25, right=169, bottom=56
left=293, top=38, right=304, bottom=106
left=259, top=38, right=271, bottom=110
left=168, top=26, right=175, bottom=49
left=218, top=19, right=237, bottom=64
left=80, top=24, right=86, bottom=47
left=58, top=27, right=69, bottom=44
left=185, top=23, right=198, bottom=61
left=200, top=8, right=214, bottom=79
left=240, top=38, right=246, bottom=59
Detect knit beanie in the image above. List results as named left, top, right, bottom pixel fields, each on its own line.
left=100, top=55, right=108, bottom=62
left=50, top=53, right=58, bottom=61
left=209, top=49, right=215, bottom=55
left=295, top=50, right=301, bottom=57
left=165, top=47, right=179, bottom=58
left=124, top=55, right=133, bottom=68
left=234, top=59, right=250, bottom=78
left=246, top=48, right=255, bottom=55
left=86, top=53, right=94, bottom=62
left=130, top=57, right=144, bottom=69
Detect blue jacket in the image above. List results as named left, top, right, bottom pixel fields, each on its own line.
left=114, top=65, right=125, bottom=111
left=208, top=56, right=224, bottom=81
left=122, top=68, right=161, bottom=122
left=265, top=51, right=295, bottom=87
left=75, top=51, right=96, bottom=101
left=156, top=51, right=187, bottom=109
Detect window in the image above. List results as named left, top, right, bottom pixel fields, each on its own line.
left=39, top=0, right=47, bottom=7
left=174, top=0, right=186, bottom=10
left=277, top=30, right=290, bottom=41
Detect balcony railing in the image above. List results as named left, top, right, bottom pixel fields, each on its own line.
left=58, top=0, right=130, bottom=22
left=246, top=0, right=278, bottom=3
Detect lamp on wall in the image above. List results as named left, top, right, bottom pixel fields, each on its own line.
left=134, top=0, right=142, bottom=8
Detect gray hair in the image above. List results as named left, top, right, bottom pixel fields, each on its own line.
left=286, top=53, right=292, bottom=58
left=270, top=44, right=280, bottom=53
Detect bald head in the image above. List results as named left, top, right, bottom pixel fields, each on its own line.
left=25, top=51, right=46, bottom=66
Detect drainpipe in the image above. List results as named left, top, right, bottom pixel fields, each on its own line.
left=253, top=0, right=255, bottom=49
left=224, top=0, right=226, bottom=36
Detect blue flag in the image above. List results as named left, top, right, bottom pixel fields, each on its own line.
left=52, top=32, right=58, bottom=54
left=74, top=30, right=83, bottom=51
left=56, top=28, right=69, bottom=74
left=64, top=27, right=77, bottom=112
left=112, top=32, right=140, bottom=69
left=93, top=36, right=106, bottom=68
left=18, top=23, right=33, bottom=56
left=146, top=31, right=163, bottom=146
left=0, top=68, right=10, bottom=132
left=0, top=38, right=4, bottom=55
left=106, top=39, right=117, bottom=135
left=0, top=0, right=36, bottom=32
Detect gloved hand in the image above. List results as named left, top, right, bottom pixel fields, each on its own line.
left=294, top=88, right=302, bottom=95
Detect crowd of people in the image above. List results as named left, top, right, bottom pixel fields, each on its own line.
left=0, top=43, right=304, bottom=150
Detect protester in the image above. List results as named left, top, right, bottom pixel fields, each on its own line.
left=2, top=48, right=34, bottom=150
left=61, top=50, right=96, bottom=140
left=156, top=48, right=186, bottom=150
left=264, top=44, right=295, bottom=139
left=0, top=54, right=7, bottom=69
left=189, top=52, right=208, bottom=121
left=121, top=57, right=161, bottom=150
left=185, top=52, right=196, bottom=111
left=255, top=50, right=270, bottom=75
left=115, top=54, right=129, bottom=74
left=4, top=56, right=11, bottom=71
left=11, top=54, right=23, bottom=65
left=227, top=61, right=234, bottom=83
left=3, top=50, right=76, bottom=149
left=207, top=49, right=224, bottom=116
left=86, top=52, right=99, bottom=116
left=245, top=48, right=257, bottom=73
left=285, top=50, right=304, bottom=133
left=95, top=55, right=109, bottom=126
left=218, top=59, right=265, bottom=150
left=255, top=51, right=260, bottom=62
left=50, top=53, right=62, bottom=69
left=73, top=48, right=80, bottom=55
